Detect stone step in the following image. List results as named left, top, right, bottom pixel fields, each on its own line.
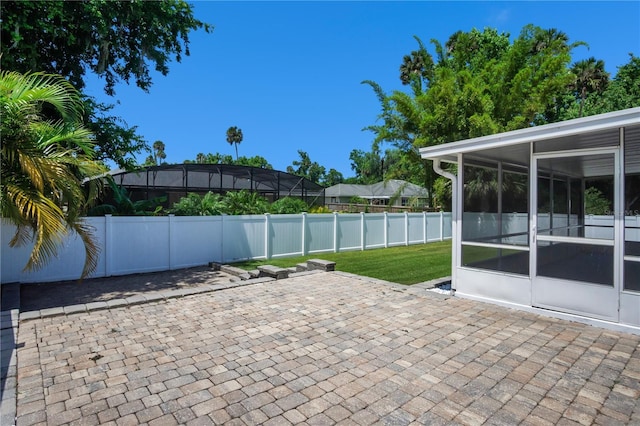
left=306, top=259, right=336, bottom=272
left=257, top=265, right=289, bottom=280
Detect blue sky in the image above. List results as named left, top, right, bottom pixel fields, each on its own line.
left=84, top=1, right=640, bottom=177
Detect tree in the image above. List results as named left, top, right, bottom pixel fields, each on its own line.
left=1, top=71, right=107, bottom=278
left=226, top=126, right=243, bottom=160
left=152, top=141, right=167, bottom=165
left=1, top=0, right=212, bottom=95
left=364, top=25, right=580, bottom=203
left=349, top=149, right=384, bottom=184
left=184, top=153, right=273, bottom=169
left=287, top=150, right=326, bottom=185
left=82, top=97, right=148, bottom=170
left=563, top=54, right=638, bottom=119
left=1, top=1, right=211, bottom=168
left=570, top=57, right=609, bottom=117
left=323, top=169, right=345, bottom=187
left=399, top=36, right=434, bottom=88
left=145, top=140, right=167, bottom=166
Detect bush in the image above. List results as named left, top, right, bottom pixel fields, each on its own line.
left=171, top=192, right=224, bottom=216
left=222, top=190, right=270, bottom=215
left=270, top=197, right=309, bottom=214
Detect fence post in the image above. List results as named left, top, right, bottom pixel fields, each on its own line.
left=105, top=214, right=113, bottom=276
left=301, top=212, right=307, bottom=256
left=333, top=212, right=339, bottom=253
left=404, top=212, right=409, bottom=246
left=384, top=211, right=389, bottom=248
left=168, top=215, right=175, bottom=270
left=360, top=212, right=365, bottom=250
left=265, top=213, right=271, bottom=260
left=440, top=211, right=444, bottom=241
left=423, top=211, right=427, bottom=244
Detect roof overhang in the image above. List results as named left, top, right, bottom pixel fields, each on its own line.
left=419, top=107, right=640, bottom=164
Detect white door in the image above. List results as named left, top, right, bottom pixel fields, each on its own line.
left=532, top=148, right=621, bottom=322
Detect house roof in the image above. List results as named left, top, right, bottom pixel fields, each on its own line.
left=419, top=108, right=640, bottom=175
left=325, top=179, right=428, bottom=199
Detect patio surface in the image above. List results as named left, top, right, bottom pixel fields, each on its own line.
left=3, top=270, right=640, bottom=425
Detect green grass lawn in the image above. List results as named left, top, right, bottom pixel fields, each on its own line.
left=232, top=240, right=451, bottom=285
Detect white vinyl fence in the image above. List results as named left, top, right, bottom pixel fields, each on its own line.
left=1, top=212, right=452, bottom=284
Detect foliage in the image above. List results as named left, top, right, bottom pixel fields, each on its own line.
left=432, top=176, right=452, bottom=211
left=570, top=57, right=609, bottom=117
left=234, top=240, right=452, bottom=285
left=0, top=70, right=107, bottom=278
left=185, top=152, right=274, bottom=169
left=584, top=187, right=611, bottom=215
left=363, top=25, right=584, bottom=203
left=1, top=0, right=212, bottom=95
left=308, top=205, right=332, bottom=214
left=324, top=168, right=345, bottom=186
left=562, top=54, right=640, bottom=118
left=349, top=148, right=383, bottom=184
left=1, top=1, right=209, bottom=168
left=170, top=192, right=224, bottom=216
left=222, top=190, right=270, bottom=215
left=287, top=150, right=327, bottom=185
left=269, top=197, right=309, bottom=214
left=226, top=126, right=243, bottom=160
left=349, top=196, right=369, bottom=205
left=144, top=140, right=167, bottom=167
left=82, top=97, right=149, bottom=170
left=87, top=179, right=165, bottom=216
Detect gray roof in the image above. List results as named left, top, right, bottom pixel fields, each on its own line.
left=325, top=179, right=428, bottom=199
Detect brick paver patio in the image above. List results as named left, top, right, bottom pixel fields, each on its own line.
left=10, top=272, right=640, bottom=425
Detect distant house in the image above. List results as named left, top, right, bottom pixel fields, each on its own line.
left=325, top=179, right=429, bottom=209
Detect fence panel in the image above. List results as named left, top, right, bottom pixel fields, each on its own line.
left=221, top=215, right=266, bottom=263
left=363, top=214, right=385, bottom=249
left=408, top=213, right=426, bottom=244
left=270, top=214, right=303, bottom=258
left=305, top=214, right=335, bottom=254
left=387, top=213, right=406, bottom=247
left=1, top=217, right=107, bottom=283
left=337, top=214, right=364, bottom=251
left=109, top=216, right=170, bottom=275
left=2, top=211, right=452, bottom=284
left=171, top=216, right=223, bottom=269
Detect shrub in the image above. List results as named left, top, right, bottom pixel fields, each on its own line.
left=270, top=197, right=309, bottom=214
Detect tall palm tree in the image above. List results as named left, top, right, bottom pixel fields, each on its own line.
left=571, top=57, right=609, bottom=117
left=152, top=140, right=167, bottom=165
left=1, top=70, right=106, bottom=278
left=226, top=126, right=243, bottom=160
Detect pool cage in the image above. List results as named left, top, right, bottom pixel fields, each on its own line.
left=106, top=164, right=326, bottom=208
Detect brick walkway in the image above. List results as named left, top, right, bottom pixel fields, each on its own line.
left=11, top=272, right=640, bottom=425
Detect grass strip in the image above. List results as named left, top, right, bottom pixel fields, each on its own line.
left=232, top=240, right=451, bottom=285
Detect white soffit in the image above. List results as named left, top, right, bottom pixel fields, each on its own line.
left=419, top=107, right=640, bottom=161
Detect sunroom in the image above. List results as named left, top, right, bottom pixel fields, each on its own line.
left=420, top=108, right=640, bottom=334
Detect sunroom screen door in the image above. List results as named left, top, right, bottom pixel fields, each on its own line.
left=532, top=148, right=620, bottom=322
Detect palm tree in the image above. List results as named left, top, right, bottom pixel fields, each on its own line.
left=226, top=126, right=243, bottom=160
left=152, top=140, right=167, bottom=165
left=571, top=57, right=609, bottom=117
left=1, top=71, right=107, bottom=278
